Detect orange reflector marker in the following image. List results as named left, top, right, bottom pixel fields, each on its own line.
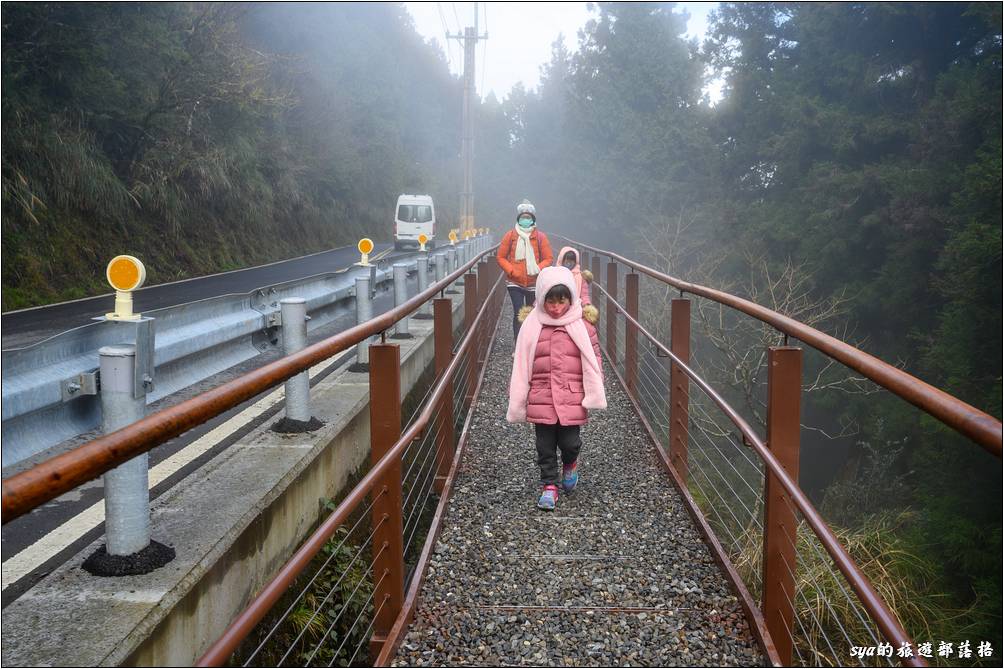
left=418, top=233, right=428, bottom=252
left=105, top=255, right=146, bottom=321
left=448, top=230, right=458, bottom=245
left=358, top=237, right=374, bottom=265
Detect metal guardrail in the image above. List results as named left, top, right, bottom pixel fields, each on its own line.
left=1, top=243, right=481, bottom=468
left=1, top=236, right=496, bottom=521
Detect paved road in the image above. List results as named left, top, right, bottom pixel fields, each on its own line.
left=1, top=243, right=394, bottom=349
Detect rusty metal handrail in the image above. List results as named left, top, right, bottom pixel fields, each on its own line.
left=195, top=270, right=506, bottom=666
left=569, top=237, right=1002, bottom=456
left=1, top=246, right=500, bottom=523
left=594, top=281, right=924, bottom=667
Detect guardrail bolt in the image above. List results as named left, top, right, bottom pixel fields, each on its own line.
left=82, top=345, right=174, bottom=576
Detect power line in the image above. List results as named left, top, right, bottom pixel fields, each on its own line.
left=436, top=3, right=453, bottom=68
left=479, top=2, right=488, bottom=98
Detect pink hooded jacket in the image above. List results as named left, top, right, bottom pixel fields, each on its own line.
left=554, top=246, right=593, bottom=306
left=507, top=266, right=606, bottom=425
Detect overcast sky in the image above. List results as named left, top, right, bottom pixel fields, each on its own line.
left=404, top=2, right=719, bottom=101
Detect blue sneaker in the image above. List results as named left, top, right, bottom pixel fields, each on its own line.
left=562, top=461, right=579, bottom=492
left=537, top=484, right=559, bottom=511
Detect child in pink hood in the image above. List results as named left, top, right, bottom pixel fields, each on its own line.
left=554, top=246, right=593, bottom=306
left=507, top=266, right=606, bottom=510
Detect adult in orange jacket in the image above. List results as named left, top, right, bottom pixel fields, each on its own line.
left=497, top=200, right=554, bottom=339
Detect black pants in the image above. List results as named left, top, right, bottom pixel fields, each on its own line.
left=535, top=423, right=582, bottom=486
left=507, top=285, right=535, bottom=340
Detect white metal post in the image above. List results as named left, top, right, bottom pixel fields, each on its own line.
left=281, top=298, right=310, bottom=422
left=355, top=276, right=372, bottom=365
left=393, top=263, right=410, bottom=337
left=100, top=345, right=150, bottom=556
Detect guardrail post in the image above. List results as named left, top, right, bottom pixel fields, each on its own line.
left=591, top=255, right=601, bottom=292
left=391, top=264, right=412, bottom=338
left=625, top=273, right=639, bottom=398
left=445, top=249, right=459, bottom=295
left=415, top=256, right=432, bottom=319
left=434, top=252, right=447, bottom=285
left=670, top=298, right=690, bottom=480
left=354, top=276, right=373, bottom=368
left=763, top=346, right=802, bottom=667
left=368, top=342, right=404, bottom=660
left=280, top=298, right=311, bottom=423
left=99, top=344, right=150, bottom=557
left=464, top=272, right=479, bottom=407
left=433, top=298, right=454, bottom=494
left=606, top=261, right=618, bottom=365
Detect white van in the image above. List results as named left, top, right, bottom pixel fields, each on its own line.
left=394, top=194, right=436, bottom=250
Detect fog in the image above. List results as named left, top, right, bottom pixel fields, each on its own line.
left=3, top=1, right=1000, bottom=647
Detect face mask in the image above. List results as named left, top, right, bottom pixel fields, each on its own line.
left=518, top=217, right=534, bottom=228
left=562, top=256, right=577, bottom=269
left=545, top=300, right=570, bottom=318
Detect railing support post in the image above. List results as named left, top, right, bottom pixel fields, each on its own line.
left=367, top=343, right=404, bottom=660
left=606, top=261, right=618, bottom=364
left=99, top=344, right=150, bottom=556
left=669, top=298, right=690, bottom=480
left=464, top=272, right=479, bottom=407
left=280, top=298, right=311, bottom=423
left=433, top=299, right=454, bottom=494
left=762, top=346, right=802, bottom=667
left=591, top=255, right=601, bottom=292
left=625, top=273, right=639, bottom=398
left=477, top=260, right=492, bottom=362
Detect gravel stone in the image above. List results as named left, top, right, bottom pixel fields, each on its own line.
left=393, top=314, right=765, bottom=666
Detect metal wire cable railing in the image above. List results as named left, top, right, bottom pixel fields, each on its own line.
left=590, top=276, right=925, bottom=667
left=197, top=266, right=506, bottom=666
left=569, top=237, right=1002, bottom=456
left=239, top=488, right=387, bottom=667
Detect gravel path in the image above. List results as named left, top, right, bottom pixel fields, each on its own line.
left=393, top=314, right=765, bottom=667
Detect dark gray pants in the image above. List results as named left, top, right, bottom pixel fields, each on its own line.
left=507, top=285, right=535, bottom=340
left=535, top=423, right=582, bottom=486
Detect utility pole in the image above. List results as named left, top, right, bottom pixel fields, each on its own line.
left=447, top=5, right=487, bottom=236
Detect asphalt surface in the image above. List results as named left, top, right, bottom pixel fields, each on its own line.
left=0, top=243, right=394, bottom=349
left=0, top=242, right=426, bottom=605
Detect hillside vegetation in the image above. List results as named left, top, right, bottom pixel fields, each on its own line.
left=2, top=3, right=460, bottom=309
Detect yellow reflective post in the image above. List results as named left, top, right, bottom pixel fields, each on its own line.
left=418, top=233, right=428, bottom=252
left=448, top=230, right=458, bottom=246
left=105, top=255, right=146, bottom=321
left=358, top=237, right=374, bottom=266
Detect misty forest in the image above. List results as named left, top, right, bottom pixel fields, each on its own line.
left=2, top=1, right=1001, bottom=658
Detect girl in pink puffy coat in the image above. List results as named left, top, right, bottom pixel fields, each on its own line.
left=507, top=266, right=606, bottom=510
left=554, top=246, right=593, bottom=306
